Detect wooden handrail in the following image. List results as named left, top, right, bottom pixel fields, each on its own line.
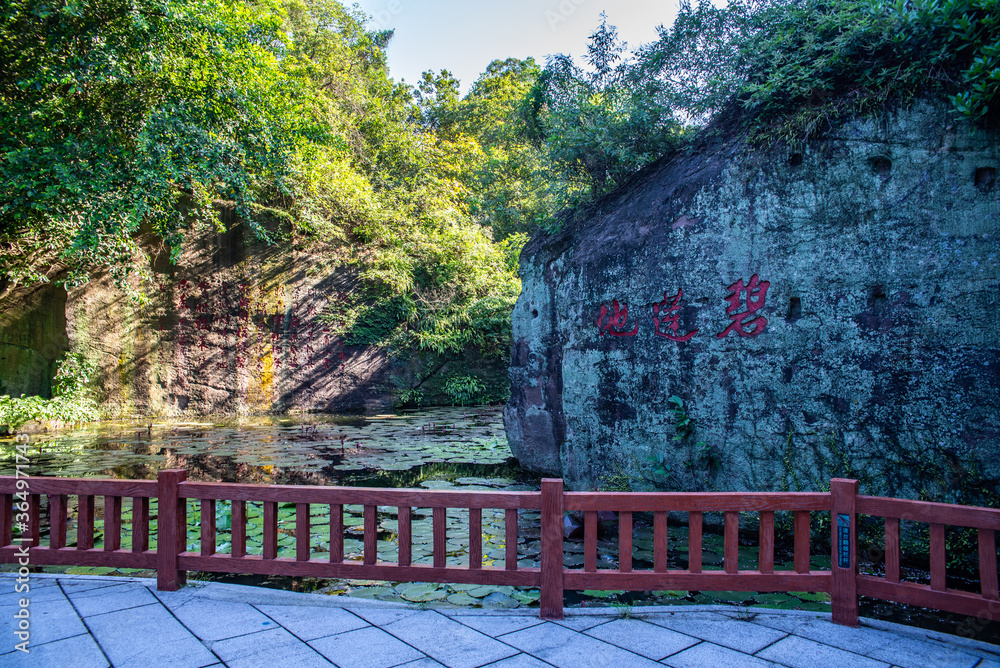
left=1, top=472, right=998, bottom=627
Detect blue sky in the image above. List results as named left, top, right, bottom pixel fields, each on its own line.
left=352, top=0, right=684, bottom=92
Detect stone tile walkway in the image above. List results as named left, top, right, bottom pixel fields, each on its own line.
left=1, top=574, right=998, bottom=667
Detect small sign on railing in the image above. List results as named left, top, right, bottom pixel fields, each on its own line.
left=837, top=513, right=851, bottom=568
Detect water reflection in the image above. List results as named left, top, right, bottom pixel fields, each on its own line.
left=0, top=407, right=519, bottom=487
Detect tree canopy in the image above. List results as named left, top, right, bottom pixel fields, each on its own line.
left=1, top=0, right=996, bottom=367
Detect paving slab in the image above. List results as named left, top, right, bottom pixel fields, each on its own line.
left=59, top=578, right=133, bottom=595
left=662, top=641, right=784, bottom=668
left=397, top=659, right=447, bottom=668
left=0, top=632, right=109, bottom=668
left=867, top=635, right=983, bottom=668
left=65, top=582, right=160, bottom=617
left=254, top=602, right=369, bottom=641
left=551, top=614, right=612, bottom=632
left=499, top=620, right=664, bottom=668
left=450, top=613, right=544, bottom=637
left=85, top=602, right=218, bottom=668
left=0, top=590, right=89, bottom=646
left=209, top=627, right=331, bottom=668
left=383, top=610, right=518, bottom=668
left=347, top=605, right=424, bottom=627
left=309, top=626, right=425, bottom=668
left=753, top=615, right=909, bottom=656
left=160, top=596, right=279, bottom=642
left=583, top=617, right=700, bottom=660
left=756, top=634, right=891, bottom=668
left=2, top=574, right=998, bottom=668
left=645, top=611, right=787, bottom=654
left=478, top=655, right=554, bottom=668
left=0, top=582, right=68, bottom=606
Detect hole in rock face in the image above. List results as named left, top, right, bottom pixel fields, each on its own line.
left=787, top=296, right=802, bottom=322
left=870, top=157, right=892, bottom=180
left=531, top=309, right=539, bottom=319
left=975, top=167, right=996, bottom=192
left=870, top=285, right=887, bottom=310
left=789, top=153, right=803, bottom=166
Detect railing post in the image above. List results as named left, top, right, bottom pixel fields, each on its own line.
left=157, top=469, right=187, bottom=591
left=540, top=478, right=564, bottom=619
left=831, top=478, right=859, bottom=626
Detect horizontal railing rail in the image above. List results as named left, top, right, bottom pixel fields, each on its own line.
left=1, top=474, right=998, bottom=625
left=855, top=494, right=1000, bottom=619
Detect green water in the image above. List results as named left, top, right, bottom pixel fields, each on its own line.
left=1, top=407, right=997, bottom=642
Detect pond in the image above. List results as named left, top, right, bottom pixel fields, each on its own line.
left=1, top=406, right=997, bottom=643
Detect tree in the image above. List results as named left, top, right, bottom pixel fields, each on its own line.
left=532, top=16, right=684, bottom=199
left=0, top=0, right=320, bottom=297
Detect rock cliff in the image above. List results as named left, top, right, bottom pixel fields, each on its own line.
left=505, top=101, right=1000, bottom=501
left=1, top=215, right=504, bottom=416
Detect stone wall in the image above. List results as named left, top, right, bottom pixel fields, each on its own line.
left=505, top=101, right=1000, bottom=501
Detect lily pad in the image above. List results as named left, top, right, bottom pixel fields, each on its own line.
left=397, top=583, right=449, bottom=602
left=702, top=590, right=756, bottom=602
left=789, top=591, right=831, bottom=602
left=582, top=590, right=624, bottom=598
left=482, top=592, right=520, bottom=608
left=446, top=592, right=480, bottom=606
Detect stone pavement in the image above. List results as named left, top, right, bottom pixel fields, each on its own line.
left=2, top=574, right=999, bottom=668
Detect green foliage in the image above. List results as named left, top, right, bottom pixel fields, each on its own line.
left=0, top=0, right=321, bottom=295
left=648, top=395, right=721, bottom=491
left=442, top=375, right=487, bottom=406
left=0, top=353, right=99, bottom=432
left=532, top=16, right=685, bottom=200
left=639, top=0, right=1000, bottom=142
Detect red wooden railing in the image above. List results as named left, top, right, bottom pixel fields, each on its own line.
left=2, top=474, right=998, bottom=625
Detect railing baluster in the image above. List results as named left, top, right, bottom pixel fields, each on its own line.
left=78, top=494, right=95, bottom=550
left=364, top=504, right=378, bottom=565
left=505, top=508, right=518, bottom=571
left=979, top=529, right=998, bottom=601
left=468, top=507, right=482, bottom=570
left=584, top=510, right=597, bottom=572
left=397, top=506, right=410, bottom=567
left=329, top=503, right=342, bottom=563
left=231, top=500, right=246, bottom=558
left=29, top=494, right=40, bottom=547
left=201, top=499, right=216, bottom=556
left=263, top=501, right=278, bottom=560
left=654, top=510, right=668, bottom=573
left=884, top=517, right=900, bottom=583
left=725, top=511, right=739, bottom=574
left=619, top=511, right=632, bottom=573
left=930, top=523, right=946, bottom=591
left=105, top=496, right=122, bottom=552
left=0, top=493, right=11, bottom=547
left=759, top=510, right=774, bottom=574
left=296, top=503, right=310, bottom=562
left=50, top=494, right=67, bottom=549
left=179, top=498, right=188, bottom=553
left=132, top=497, right=149, bottom=552
left=688, top=511, right=702, bottom=573
left=432, top=507, right=446, bottom=568
left=794, top=511, right=810, bottom=573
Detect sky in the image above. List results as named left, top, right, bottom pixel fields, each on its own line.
left=352, top=0, right=684, bottom=93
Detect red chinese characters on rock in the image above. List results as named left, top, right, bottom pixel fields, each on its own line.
left=653, top=290, right=698, bottom=342
left=597, top=300, right=639, bottom=337
left=716, top=274, right=770, bottom=339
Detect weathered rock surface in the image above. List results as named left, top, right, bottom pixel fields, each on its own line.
left=1, top=215, right=503, bottom=416
left=505, top=101, right=1000, bottom=501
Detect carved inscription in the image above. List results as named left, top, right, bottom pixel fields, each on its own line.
left=595, top=275, right=771, bottom=342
